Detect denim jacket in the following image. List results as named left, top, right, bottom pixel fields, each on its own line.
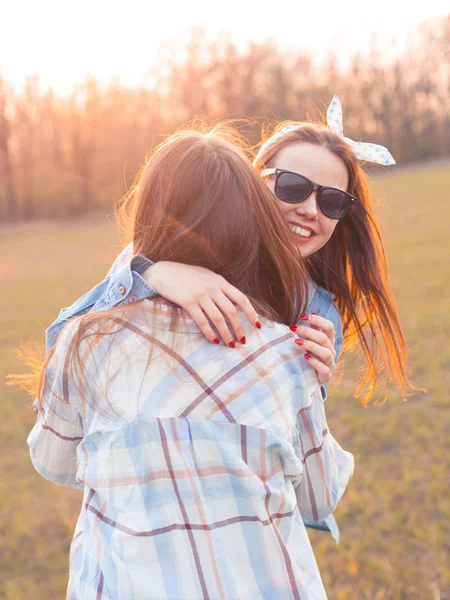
left=45, top=244, right=344, bottom=542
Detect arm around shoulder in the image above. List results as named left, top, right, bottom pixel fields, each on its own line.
left=45, top=249, right=157, bottom=351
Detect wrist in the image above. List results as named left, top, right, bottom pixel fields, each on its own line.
left=143, top=262, right=160, bottom=289
left=143, top=261, right=172, bottom=292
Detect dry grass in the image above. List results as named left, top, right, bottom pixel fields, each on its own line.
left=1, top=165, right=449, bottom=599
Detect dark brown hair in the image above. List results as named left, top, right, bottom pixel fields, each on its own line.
left=254, top=121, right=412, bottom=403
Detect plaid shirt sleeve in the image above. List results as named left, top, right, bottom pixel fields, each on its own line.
left=293, top=386, right=354, bottom=523
left=28, top=321, right=84, bottom=489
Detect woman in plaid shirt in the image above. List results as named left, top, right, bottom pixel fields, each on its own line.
left=27, top=126, right=354, bottom=599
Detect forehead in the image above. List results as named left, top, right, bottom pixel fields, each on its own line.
left=272, top=142, right=349, bottom=191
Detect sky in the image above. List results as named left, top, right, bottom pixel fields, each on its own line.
left=1, top=0, right=448, bottom=94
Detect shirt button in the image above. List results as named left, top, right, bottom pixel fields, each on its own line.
left=119, top=286, right=126, bottom=295
left=130, top=295, right=138, bottom=302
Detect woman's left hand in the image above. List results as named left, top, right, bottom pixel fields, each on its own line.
left=290, top=314, right=337, bottom=386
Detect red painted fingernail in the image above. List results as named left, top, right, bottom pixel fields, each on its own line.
left=300, top=314, right=310, bottom=321
left=213, top=337, right=220, bottom=344
left=255, top=320, right=262, bottom=329
left=240, top=336, right=246, bottom=344
left=228, top=340, right=236, bottom=348
left=295, top=339, right=304, bottom=346
left=289, top=325, right=298, bottom=332
left=305, top=353, right=312, bottom=360
left=311, top=312, right=318, bottom=316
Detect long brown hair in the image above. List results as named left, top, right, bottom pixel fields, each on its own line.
left=254, top=121, right=412, bottom=403
left=125, top=125, right=308, bottom=319
left=10, top=124, right=309, bottom=407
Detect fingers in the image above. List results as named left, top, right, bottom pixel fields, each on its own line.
left=212, top=294, right=247, bottom=344
left=184, top=286, right=260, bottom=346
left=301, top=340, right=335, bottom=370
left=143, top=262, right=260, bottom=345
left=183, top=296, right=240, bottom=346
left=223, top=284, right=260, bottom=330
left=291, top=325, right=336, bottom=358
left=301, top=313, right=336, bottom=343
left=184, top=303, right=222, bottom=344
left=198, top=297, right=239, bottom=347
left=303, top=354, right=334, bottom=386
left=292, top=315, right=336, bottom=386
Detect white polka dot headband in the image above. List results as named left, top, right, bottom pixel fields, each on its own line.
left=253, top=94, right=396, bottom=166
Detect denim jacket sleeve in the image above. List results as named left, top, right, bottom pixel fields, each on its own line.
left=321, top=298, right=343, bottom=388
left=305, top=283, right=343, bottom=401
left=45, top=244, right=158, bottom=351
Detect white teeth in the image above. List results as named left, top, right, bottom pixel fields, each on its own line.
left=289, top=224, right=312, bottom=238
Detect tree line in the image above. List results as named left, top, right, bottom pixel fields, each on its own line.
left=1, top=16, right=449, bottom=221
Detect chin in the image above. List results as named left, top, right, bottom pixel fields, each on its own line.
left=296, top=243, right=315, bottom=258
left=299, top=249, right=312, bottom=258
left=298, top=235, right=329, bottom=258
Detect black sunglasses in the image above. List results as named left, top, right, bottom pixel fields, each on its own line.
left=261, top=168, right=356, bottom=220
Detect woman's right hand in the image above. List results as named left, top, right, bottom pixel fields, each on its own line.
left=143, top=262, right=261, bottom=346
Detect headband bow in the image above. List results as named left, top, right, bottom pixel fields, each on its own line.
left=326, top=95, right=395, bottom=165
left=253, top=94, right=396, bottom=166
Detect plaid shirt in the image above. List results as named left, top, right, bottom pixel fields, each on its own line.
left=28, top=301, right=354, bottom=600
left=45, top=244, right=345, bottom=543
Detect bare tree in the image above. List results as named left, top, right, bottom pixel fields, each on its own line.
left=0, top=76, right=17, bottom=221
left=15, top=76, right=40, bottom=219
left=1, top=15, right=450, bottom=222
left=69, top=77, right=98, bottom=215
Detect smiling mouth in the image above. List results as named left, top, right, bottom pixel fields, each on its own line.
left=289, top=223, right=314, bottom=239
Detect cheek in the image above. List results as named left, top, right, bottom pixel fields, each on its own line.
left=274, top=198, right=292, bottom=222
left=266, top=179, right=275, bottom=194
left=318, top=214, right=339, bottom=241
left=266, top=181, right=293, bottom=224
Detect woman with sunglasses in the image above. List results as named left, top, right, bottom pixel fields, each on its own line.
left=25, top=127, right=354, bottom=599
left=45, top=96, right=410, bottom=541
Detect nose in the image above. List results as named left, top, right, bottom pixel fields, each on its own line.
left=295, top=191, right=319, bottom=220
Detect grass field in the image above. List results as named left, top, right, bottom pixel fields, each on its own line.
left=1, top=165, right=449, bottom=599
